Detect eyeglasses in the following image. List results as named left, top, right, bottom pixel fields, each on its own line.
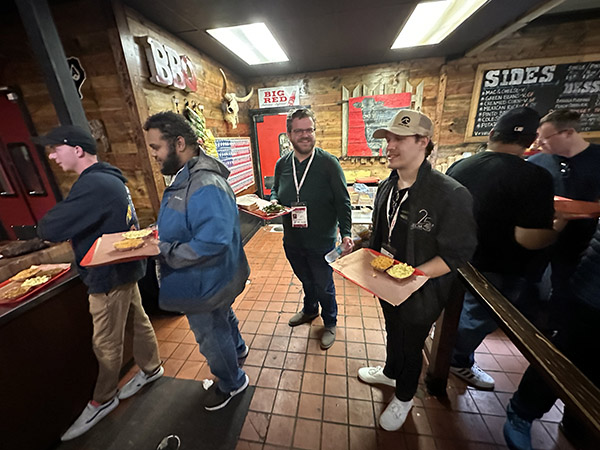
left=559, top=160, right=570, bottom=177
left=291, top=128, right=315, bottom=135
left=538, top=129, right=567, bottom=142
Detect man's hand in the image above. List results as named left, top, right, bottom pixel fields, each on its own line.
left=340, top=236, right=354, bottom=256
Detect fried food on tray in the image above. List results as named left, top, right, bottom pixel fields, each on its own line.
left=10, top=266, right=41, bottom=282
left=37, top=267, right=65, bottom=278
left=2, top=284, right=32, bottom=300
left=122, top=229, right=153, bottom=239
left=21, top=275, right=51, bottom=288
left=386, top=262, right=415, bottom=280
left=113, top=238, right=145, bottom=252
left=370, top=255, right=394, bottom=272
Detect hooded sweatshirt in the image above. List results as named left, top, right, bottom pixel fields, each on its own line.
left=37, top=162, right=145, bottom=294
left=156, top=152, right=250, bottom=313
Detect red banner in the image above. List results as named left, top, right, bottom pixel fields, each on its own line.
left=348, top=93, right=412, bottom=156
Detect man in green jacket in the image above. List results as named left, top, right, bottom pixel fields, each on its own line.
left=271, top=108, right=353, bottom=349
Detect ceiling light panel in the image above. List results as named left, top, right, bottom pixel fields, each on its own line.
left=392, top=0, right=487, bottom=49
left=207, top=23, right=288, bottom=65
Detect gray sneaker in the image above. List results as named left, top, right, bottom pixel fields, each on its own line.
left=320, top=326, right=336, bottom=349
left=288, top=311, right=318, bottom=327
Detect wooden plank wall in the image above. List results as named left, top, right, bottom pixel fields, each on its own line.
left=0, top=0, right=255, bottom=227
left=248, top=15, right=600, bottom=179
left=0, top=0, right=160, bottom=225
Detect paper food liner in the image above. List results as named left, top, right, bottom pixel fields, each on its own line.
left=81, top=231, right=160, bottom=267
left=330, top=248, right=429, bottom=306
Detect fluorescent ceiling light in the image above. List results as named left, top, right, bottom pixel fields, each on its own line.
left=392, top=0, right=487, bottom=49
left=207, top=23, right=288, bottom=65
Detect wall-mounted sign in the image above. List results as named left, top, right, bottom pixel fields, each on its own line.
left=258, top=86, right=299, bottom=108
left=466, top=55, right=600, bottom=141
left=348, top=93, right=412, bottom=156
left=143, top=36, right=197, bottom=92
left=215, top=137, right=255, bottom=193
left=67, top=56, right=86, bottom=99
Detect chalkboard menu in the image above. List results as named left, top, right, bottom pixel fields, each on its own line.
left=466, top=56, right=600, bottom=140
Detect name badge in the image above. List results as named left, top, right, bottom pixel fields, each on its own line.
left=291, top=202, right=308, bottom=228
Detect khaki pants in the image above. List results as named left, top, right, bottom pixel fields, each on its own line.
left=89, top=282, right=161, bottom=403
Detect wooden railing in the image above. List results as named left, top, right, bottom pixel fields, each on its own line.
left=424, top=263, right=600, bottom=440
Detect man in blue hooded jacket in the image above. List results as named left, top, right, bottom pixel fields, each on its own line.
left=35, top=125, right=162, bottom=441
left=144, top=111, right=250, bottom=411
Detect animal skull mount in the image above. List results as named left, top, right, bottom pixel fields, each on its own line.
left=220, top=68, right=253, bottom=129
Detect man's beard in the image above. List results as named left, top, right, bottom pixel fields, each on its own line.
left=161, top=141, right=182, bottom=175
left=291, top=137, right=315, bottom=155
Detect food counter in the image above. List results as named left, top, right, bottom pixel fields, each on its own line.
left=0, top=268, right=97, bottom=450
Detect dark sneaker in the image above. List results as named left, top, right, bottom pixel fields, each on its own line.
left=204, top=374, right=249, bottom=411
left=503, top=404, right=532, bottom=450
left=320, top=326, right=336, bottom=349
left=237, top=344, right=250, bottom=359
left=450, top=364, right=495, bottom=390
left=288, top=311, right=318, bottom=327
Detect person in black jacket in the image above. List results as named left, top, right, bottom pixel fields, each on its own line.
left=504, top=220, right=600, bottom=450
left=35, top=125, right=162, bottom=441
left=357, top=110, right=477, bottom=431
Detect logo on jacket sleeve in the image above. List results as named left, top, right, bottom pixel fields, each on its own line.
left=411, top=209, right=434, bottom=232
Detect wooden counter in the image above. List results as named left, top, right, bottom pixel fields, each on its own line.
left=0, top=270, right=96, bottom=450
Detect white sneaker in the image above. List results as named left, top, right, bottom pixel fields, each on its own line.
left=119, top=365, right=164, bottom=399
left=358, top=366, right=396, bottom=387
left=450, top=364, right=495, bottom=390
left=379, top=397, right=414, bottom=431
left=61, top=396, right=119, bottom=441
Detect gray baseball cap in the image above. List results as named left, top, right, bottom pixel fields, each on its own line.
left=373, top=109, right=434, bottom=139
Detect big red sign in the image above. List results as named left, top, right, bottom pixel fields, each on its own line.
left=143, top=37, right=197, bottom=92
left=258, top=86, right=300, bottom=108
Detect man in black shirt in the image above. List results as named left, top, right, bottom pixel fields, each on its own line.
left=528, top=109, right=600, bottom=335
left=447, top=107, right=559, bottom=390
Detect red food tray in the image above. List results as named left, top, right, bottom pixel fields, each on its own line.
left=554, top=196, right=600, bottom=218
left=80, top=229, right=159, bottom=267
left=0, top=263, right=71, bottom=306
left=329, top=248, right=428, bottom=306
left=238, top=206, right=292, bottom=220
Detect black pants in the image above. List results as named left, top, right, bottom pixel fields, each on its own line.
left=380, top=296, right=443, bottom=401
left=510, top=300, right=600, bottom=422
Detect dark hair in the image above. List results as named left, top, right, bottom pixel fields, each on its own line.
left=540, top=109, right=581, bottom=132
left=286, top=108, right=316, bottom=133
left=415, top=135, right=435, bottom=157
left=143, top=111, right=199, bottom=147
left=489, top=131, right=536, bottom=148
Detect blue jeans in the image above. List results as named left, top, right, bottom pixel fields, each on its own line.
left=186, top=306, right=246, bottom=392
left=283, top=242, right=337, bottom=328
left=451, top=272, right=526, bottom=368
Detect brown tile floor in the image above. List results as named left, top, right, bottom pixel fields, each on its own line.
left=131, top=226, right=576, bottom=450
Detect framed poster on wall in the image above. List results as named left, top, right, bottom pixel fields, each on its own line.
left=466, top=54, right=600, bottom=142
left=214, top=137, right=255, bottom=194
left=348, top=93, right=412, bottom=156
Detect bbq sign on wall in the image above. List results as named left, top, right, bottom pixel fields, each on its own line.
left=142, top=36, right=197, bottom=92
left=258, top=86, right=300, bottom=108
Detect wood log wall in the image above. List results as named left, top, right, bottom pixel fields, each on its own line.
left=248, top=14, right=600, bottom=180
left=0, top=0, right=254, bottom=227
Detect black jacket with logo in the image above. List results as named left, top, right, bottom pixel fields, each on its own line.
left=369, top=161, right=477, bottom=322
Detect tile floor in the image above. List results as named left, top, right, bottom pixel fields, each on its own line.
left=131, top=226, right=576, bottom=450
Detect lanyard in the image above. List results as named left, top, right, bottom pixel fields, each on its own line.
left=386, top=186, right=409, bottom=244
left=292, top=151, right=315, bottom=203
